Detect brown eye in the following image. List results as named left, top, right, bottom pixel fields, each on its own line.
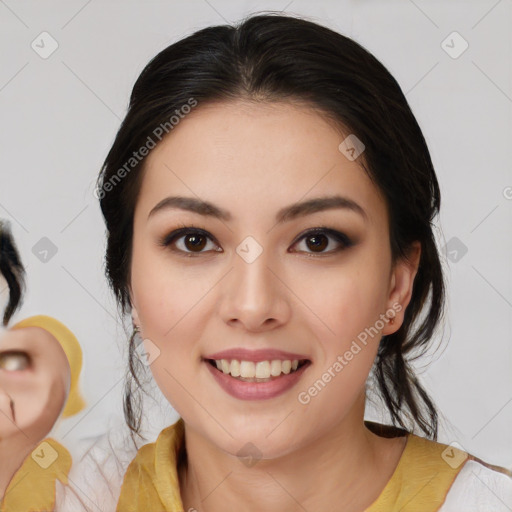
left=182, top=233, right=208, bottom=251
left=292, top=228, right=354, bottom=255
left=0, top=351, right=31, bottom=371
left=159, top=227, right=221, bottom=255
left=304, top=233, right=329, bottom=252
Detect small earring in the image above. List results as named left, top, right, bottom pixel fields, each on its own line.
left=389, top=317, right=395, bottom=325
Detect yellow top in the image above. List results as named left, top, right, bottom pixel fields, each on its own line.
left=116, top=418, right=474, bottom=512
left=0, top=438, right=72, bottom=512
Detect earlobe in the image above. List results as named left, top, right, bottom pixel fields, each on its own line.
left=382, top=241, right=421, bottom=335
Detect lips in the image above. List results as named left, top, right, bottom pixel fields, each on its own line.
left=202, top=348, right=312, bottom=400
left=205, top=360, right=310, bottom=400
left=203, top=348, right=310, bottom=362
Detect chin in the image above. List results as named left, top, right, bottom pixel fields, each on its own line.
left=214, top=423, right=303, bottom=461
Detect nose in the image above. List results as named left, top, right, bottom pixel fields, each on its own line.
left=218, top=244, right=291, bottom=332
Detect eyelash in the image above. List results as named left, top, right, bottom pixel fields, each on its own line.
left=158, top=223, right=354, bottom=257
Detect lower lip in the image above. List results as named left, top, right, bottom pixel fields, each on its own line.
left=204, top=360, right=310, bottom=400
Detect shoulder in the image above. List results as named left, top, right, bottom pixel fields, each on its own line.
left=406, top=433, right=512, bottom=510
left=440, top=458, right=512, bottom=511
left=124, top=418, right=184, bottom=476
left=367, top=423, right=512, bottom=511
left=404, top=432, right=512, bottom=511
left=116, top=419, right=186, bottom=511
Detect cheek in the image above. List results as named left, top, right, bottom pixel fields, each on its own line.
left=299, top=257, right=390, bottom=347
left=132, top=277, right=209, bottom=411
left=295, top=271, right=387, bottom=424
left=131, top=239, right=195, bottom=331
left=131, top=239, right=222, bottom=349
left=134, top=270, right=207, bottom=344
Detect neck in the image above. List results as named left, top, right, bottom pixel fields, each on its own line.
left=178, top=396, right=405, bottom=512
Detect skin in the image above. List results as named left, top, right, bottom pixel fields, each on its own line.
left=0, top=326, right=70, bottom=498
left=129, top=99, right=421, bottom=512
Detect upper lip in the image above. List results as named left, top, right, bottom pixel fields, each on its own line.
left=203, top=348, right=310, bottom=362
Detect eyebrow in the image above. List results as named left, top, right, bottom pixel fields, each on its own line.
left=148, top=195, right=368, bottom=223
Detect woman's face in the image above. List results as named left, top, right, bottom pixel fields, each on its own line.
left=0, top=326, right=70, bottom=443
left=129, top=99, right=420, bottom=458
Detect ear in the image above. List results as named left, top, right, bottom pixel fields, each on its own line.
left=131, top=307, right=140, bottom=330
left=382, top=241, right=421, bottom=335
left=129, top=285, right=141, bottom=330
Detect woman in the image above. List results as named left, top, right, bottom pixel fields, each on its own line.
left=90, top=12, right=511, bottom=511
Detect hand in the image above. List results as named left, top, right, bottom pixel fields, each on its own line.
left=0, top=327, right=70, bottom=443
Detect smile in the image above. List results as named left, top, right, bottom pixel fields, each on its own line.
left=203, top=357, right=312, bottom=400
left=207, top=358, right=309, bottom=381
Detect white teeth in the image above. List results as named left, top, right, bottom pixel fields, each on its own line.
left=240, top=361, right=256, bottom=378
left=255, top=361, right=270, bottom=378
left=212, top=358, right=303, bottom=379
left=270, top=360, right=282, bottom=377
left=230, top=359, right=241, bottom=377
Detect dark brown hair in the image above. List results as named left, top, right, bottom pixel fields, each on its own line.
left=97, top=12, right=445, bottom=440
left=0, top=219, right=26, bottom=326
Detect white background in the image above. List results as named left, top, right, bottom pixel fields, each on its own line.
left=0, top=0, right=511, bottom=468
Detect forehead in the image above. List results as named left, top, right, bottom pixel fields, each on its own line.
left=137, top=100, right=387, bottom=226
left=0, top=327, right=65, bottom=361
